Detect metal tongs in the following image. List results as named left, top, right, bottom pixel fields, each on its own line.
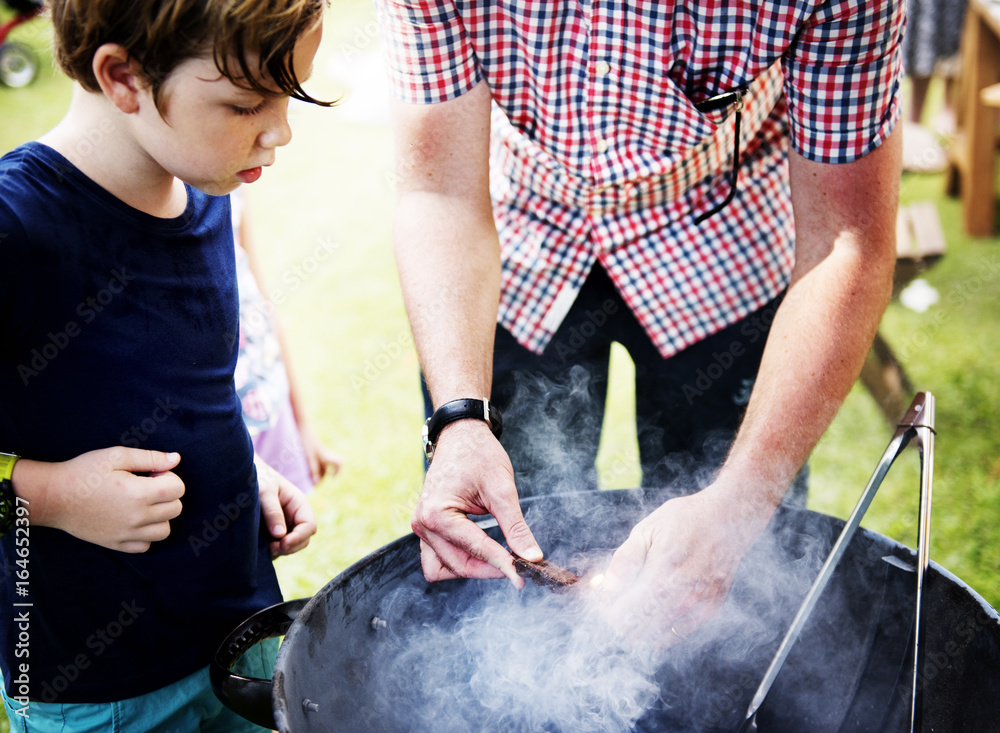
left=738, top=391, right=935, bottom=733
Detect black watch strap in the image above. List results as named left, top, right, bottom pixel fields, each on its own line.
left=422, top=398, right=503, bottom=463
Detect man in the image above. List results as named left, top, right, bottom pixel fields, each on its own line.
left=376, top=1, right=903, bottom=640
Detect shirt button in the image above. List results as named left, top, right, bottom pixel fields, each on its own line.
left=595, top=61, right=611, bottom=76
left=595, top=139, right=609, bottom=154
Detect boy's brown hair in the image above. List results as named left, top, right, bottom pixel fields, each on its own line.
left=49, top=0, right=331, bottom=110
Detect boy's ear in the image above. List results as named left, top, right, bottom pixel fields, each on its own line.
left=91, top=43, right=145, bottom=114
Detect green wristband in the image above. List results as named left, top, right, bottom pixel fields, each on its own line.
left=0, top=452, right=20, bottom=537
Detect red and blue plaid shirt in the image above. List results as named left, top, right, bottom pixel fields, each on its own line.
left=376, top=1, right=904, bottom=358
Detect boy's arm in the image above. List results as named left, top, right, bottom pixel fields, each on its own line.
left=10, top=447, right=185, bottom=553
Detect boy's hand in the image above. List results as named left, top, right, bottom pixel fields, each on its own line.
left=12, top=448, right=185, bottom=553
left=255, top=455, right=317, bottom=558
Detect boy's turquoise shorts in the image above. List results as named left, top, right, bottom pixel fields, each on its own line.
left=1, top=638, right=278, bottom=733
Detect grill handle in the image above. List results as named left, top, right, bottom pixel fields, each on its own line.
left=210, top=598, right=308, bottom=729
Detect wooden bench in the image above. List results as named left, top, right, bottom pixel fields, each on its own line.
left=858, top=201, right=947, bottom=424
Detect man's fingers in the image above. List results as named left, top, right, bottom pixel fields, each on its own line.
left=600, top=530, right=650, bottom=595
left=419, top=539, right=461, bottom=581
left=492, top=502, right=542, bottom=563
left=417, top=524, right=511, bottom=582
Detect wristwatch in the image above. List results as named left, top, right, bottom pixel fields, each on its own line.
left=0, top=453, right=20, bottom=538
left=422, top=398, right=503, bottom=463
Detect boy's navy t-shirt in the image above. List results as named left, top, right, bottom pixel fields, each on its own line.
left=0, top=143, right=282, bottom=702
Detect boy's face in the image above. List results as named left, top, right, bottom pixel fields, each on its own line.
left=131, top=17, right=323, bottom=196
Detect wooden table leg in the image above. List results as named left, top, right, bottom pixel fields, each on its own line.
left=859, top=332, right=914, bottom=425
left=957, top=2, right=1000, bottom=236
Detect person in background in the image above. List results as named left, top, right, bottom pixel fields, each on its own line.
left=901, top=0, right=967, bottom=172
left=232, top=188, right=342, bottom=493
left=375, top=1, right=904, bottom=645
left=0, top=0, right=328, bottom=729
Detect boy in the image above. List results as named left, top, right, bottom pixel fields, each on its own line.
left=0, top=1, right=328, bottom=729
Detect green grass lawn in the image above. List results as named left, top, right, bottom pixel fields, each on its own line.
left=1, top=1, right=999, bottom=726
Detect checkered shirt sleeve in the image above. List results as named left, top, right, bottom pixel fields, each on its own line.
left=375, top=0, right=481, bottom=103
left=784, top=0, right=905, bottom=163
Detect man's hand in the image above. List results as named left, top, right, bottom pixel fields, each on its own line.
left=255, top=455, right=317, bottom=558
left=597, top=480, right=775, bottom=648
left=412, top=420, right=542, bottom=587
left=12, top=447, right=185, bottom=553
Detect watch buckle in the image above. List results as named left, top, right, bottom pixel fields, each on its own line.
left=422, top=417, right=434, bottom=463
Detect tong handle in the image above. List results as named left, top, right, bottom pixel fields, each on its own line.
left=910, top=393, right=935, bottom=733
left=739, top=391, right=935, bottom=731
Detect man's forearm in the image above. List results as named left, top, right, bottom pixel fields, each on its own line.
left=715, top=240, right=895, bottom=509
left=393, top=192, right=501, bottom=407
left=715, top=129, right=902, bottom=511
left=390, top=83, right=499, bottom=408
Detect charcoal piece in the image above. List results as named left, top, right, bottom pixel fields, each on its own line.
left=511, top=553, right=580, bottom=592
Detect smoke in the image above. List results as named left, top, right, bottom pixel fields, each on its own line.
left=498, top=364, right=739, bottom=499
left=498, top=364, right=608, bottom=496
left=374, top=578, right=661, bottom=732
left=361, top=494, right=839, bottom=733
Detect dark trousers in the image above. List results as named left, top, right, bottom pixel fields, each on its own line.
left=424, top=265, right=806, bottom=503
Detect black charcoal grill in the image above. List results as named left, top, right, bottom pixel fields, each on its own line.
left=212, top=492, right=1000, bottom=732
left=213, top=393, right=1000, bottom=732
